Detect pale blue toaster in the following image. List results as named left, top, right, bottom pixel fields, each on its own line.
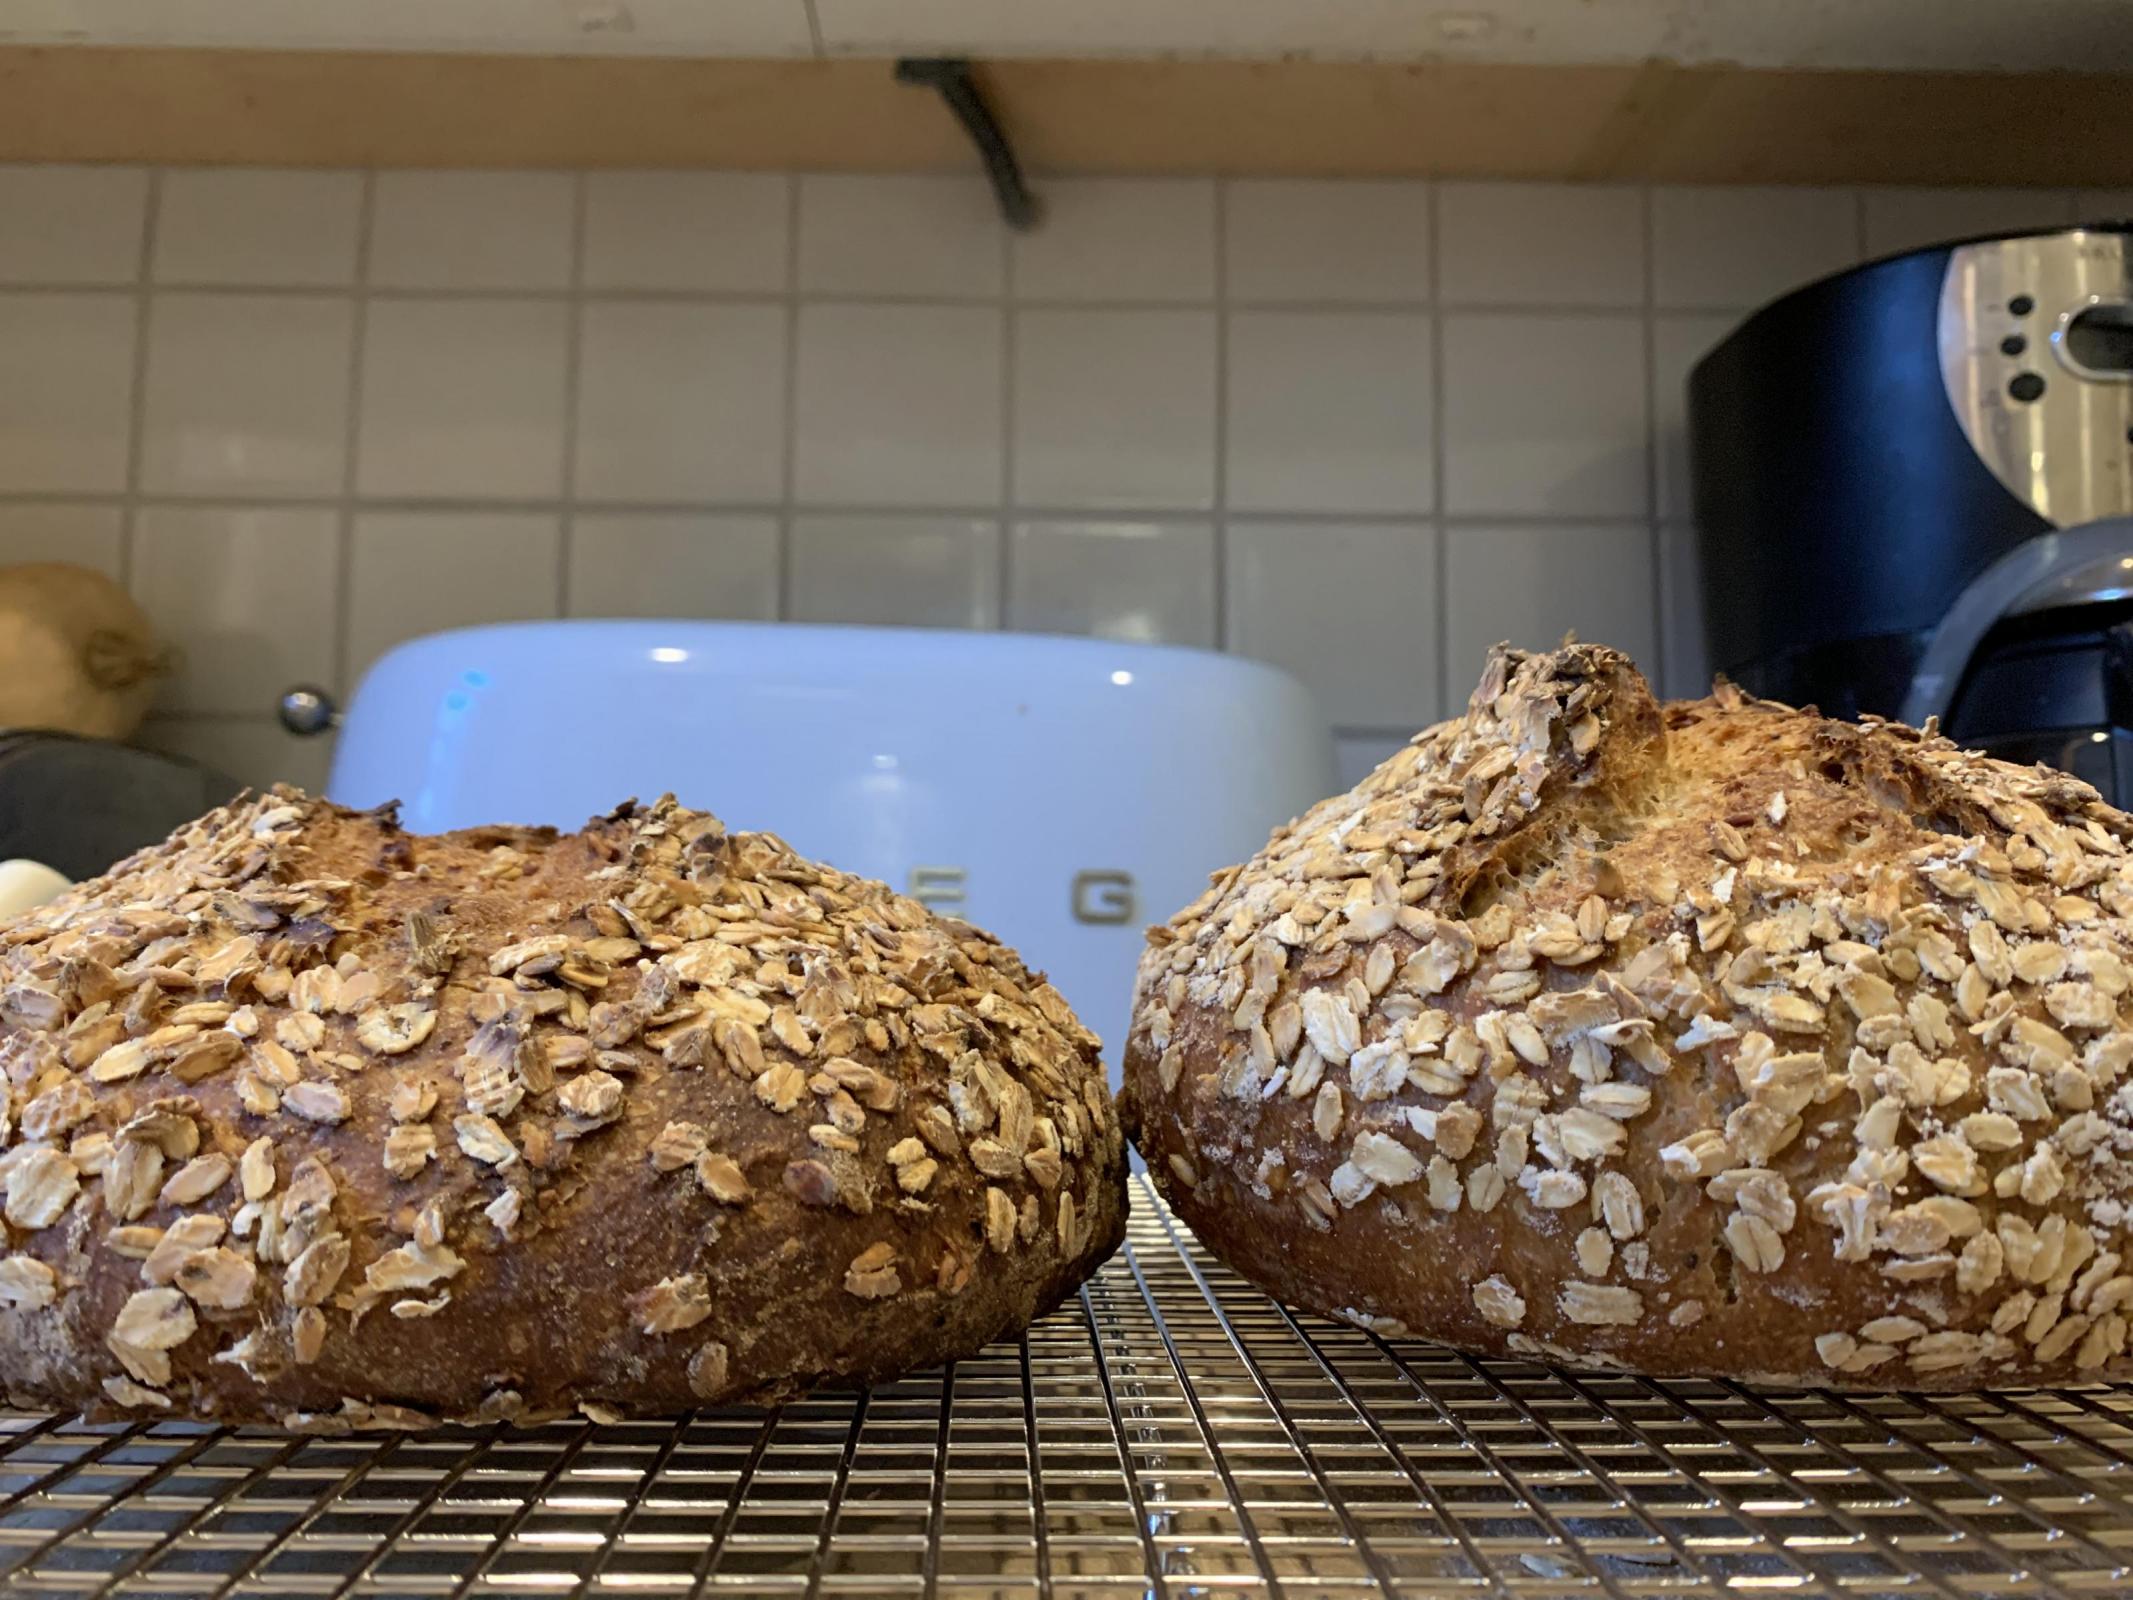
left=319, top=622, right=1335, bottom=1073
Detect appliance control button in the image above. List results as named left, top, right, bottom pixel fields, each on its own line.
left=2001, top=333, right=2028, bottom=356
left=2009, top=294, right=2036, bottom=316
left=2008, top=371, right=2047, bottom=402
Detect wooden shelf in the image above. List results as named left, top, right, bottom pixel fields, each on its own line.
left=1, top=48, right=2127, bottom=187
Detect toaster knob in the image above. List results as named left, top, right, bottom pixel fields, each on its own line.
left=277, top=685, right=341, bottom=737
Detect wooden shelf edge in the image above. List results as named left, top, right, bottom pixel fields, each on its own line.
left=0, top=48, right=2126, bottom=186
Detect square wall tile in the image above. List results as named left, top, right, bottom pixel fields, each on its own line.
left=1226, top=520, right=1439, bottom=729
left=138, top=716, right=330, bottom=796
left=347, top=511, right=562, bottom=678
left=1442, top=312, right=1647, bottom=517
left=1337, top=732, right=1411, bottom=790
left=358, top=299, right=569, bottom=499
left=583, top=171, right=790, bottom=293
left=1011, top=179, right=1216, bottom=302
left=1014, top=309, right=1216, bottom=512
left=0, top=504, right=125, bottom=577
left=1008, top=520, right=1215, bottom=646
left=0, top=293, right=137, bottom=493
left=574, top=302, right=787, bottom=504
left=794, top=304, right=1003, bottom=507
left=1652, top=186, right=1859, bottom=310
left=1862, top=186, right=2076, bottom=258
left=0, top=166, right=147, bottom=285
left=1224, top=179, right=1431, bottom=305
left=1446, top=524, right=1658, bottom=684
left=1653, top=313, right=1737, bottom=521
left=1659, top=522, right=1709, bottom=700
left=131, top=507, right=339, bottom=714
left=155, top=170, right=363, bottom=286
left=368, top=171, right=576, bottom=290
left=1226, top=312, right=1432, bottom=514
left=142, top=293, right=353, bottom=497
left=1438, top=183, right=1644, bottom=307
left=798, top=175, right=1003, bottom=298
left=567, top=513, right=780, bottom=620
left=790, top=514, right=999, bottom=629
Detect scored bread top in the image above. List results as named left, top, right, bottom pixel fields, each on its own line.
left=0, top=789, right=1122, bottom=1427
left=1124, top=641, right=2133, bottom=1386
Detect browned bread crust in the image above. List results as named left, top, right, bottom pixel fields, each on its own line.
left=0, top=791, right=1124, bottom=1429
left=1124, top=642, right=2133, bottom=1388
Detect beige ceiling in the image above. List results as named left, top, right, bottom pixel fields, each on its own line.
left=5, top=0, right=2133, bottom=71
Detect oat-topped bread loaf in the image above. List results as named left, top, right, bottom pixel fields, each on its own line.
left=0, top=790, right=1125, bottom=1428
left=1124, top=642, right=2133, bottom=1388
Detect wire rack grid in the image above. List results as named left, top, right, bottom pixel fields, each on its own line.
left=0, top=1171, right=2129, bottom=1599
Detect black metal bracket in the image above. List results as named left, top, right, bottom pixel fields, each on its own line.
left=894, top=57, right=1041, bottom=231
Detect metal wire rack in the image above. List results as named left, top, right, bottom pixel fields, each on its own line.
left=2, top=1171, right=2130, bottom=1598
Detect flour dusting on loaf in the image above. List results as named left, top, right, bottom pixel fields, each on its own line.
left=0, top=791, right=1125, bottom=1427
left=1124, top=641, right=2133, bottom=1387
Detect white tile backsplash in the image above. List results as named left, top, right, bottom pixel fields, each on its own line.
left=790, top=514, right=1000, bottom=629
left=567, top=512, right=781, bottom=621
left=1652, top=186, right=1860, bottom=310
left=1438, top=183, right=1645, bottom=308
left=1225, top=520, right=1440, bottom=729
left=1013, top=309, right=1216, bottom=511
left=0, top=293, right=137, bottom=492
left=574, top=301, right=788, bottom=504
left=1224, top=179, right=1431, bottom=304
left=583, top=172, right=791, bottom=293
left=1008, top=520, right=1216, bottom=646
left=347, top=511, right=563, bottom=678
left=1442, top=313, right=1647, bottom=517
left=797, top=175, right=1003, bottom=298
left=1226, top=311, right=1433, bottom=513
left=1651, top=312, right=1737, bottom=522
left=0, top=503, right=126, bottom=577
left=1658, top=521, right=1709, bottom=700
left=1446, top=523, right=1659, bottom=680
left=130, top=506, right=340, bottom=713
left=794, top=303, right=1003, bottom=506
left=367, top=171, right=576, bottom=290
left=154, top=170, right=363, bottom=286
left=358, top=299, right=570, bottom=499
left=1011, top=179, right=1217, bottom=303
left=0, top=166, right=147, bottom=285
left=0, top=164, right=2098, bottom=792
left=142, top=293, right=353, bottom=497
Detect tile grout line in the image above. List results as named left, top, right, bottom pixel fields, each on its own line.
left=777, top=174, right=802, bottom=621
left=0, top=488, right=1664, bottom=530
left=0, top=278, right=1669, bottom=318
left=333, top=171, right=377, bottom=710
left=1640, top=182, right=1667, bottom=695
left=1212, top=178, right=1230, bottom=653
left=116, top=168, right=162, bottom=593
left=556, top=171, right=589, bottom=619
left=997, top=213, right=1015, bottom=633
left=1427, top=178, right=1449, bottom=724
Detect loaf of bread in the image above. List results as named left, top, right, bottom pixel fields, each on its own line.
left=1124, top=642, right=2133, bottom=1388
left=0, top=790, right=1125, bottom=1428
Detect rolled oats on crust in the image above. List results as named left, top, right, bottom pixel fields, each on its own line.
left=1122, top=641, right=2133, bottom=1388
left=0, top=791, right=1125, bottom=1424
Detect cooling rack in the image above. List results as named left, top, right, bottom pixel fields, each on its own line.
left=1, top=1171, right=2130, bottom=1598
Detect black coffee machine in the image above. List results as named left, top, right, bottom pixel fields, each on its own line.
left=1691, top=222, right=2133, bottom=797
